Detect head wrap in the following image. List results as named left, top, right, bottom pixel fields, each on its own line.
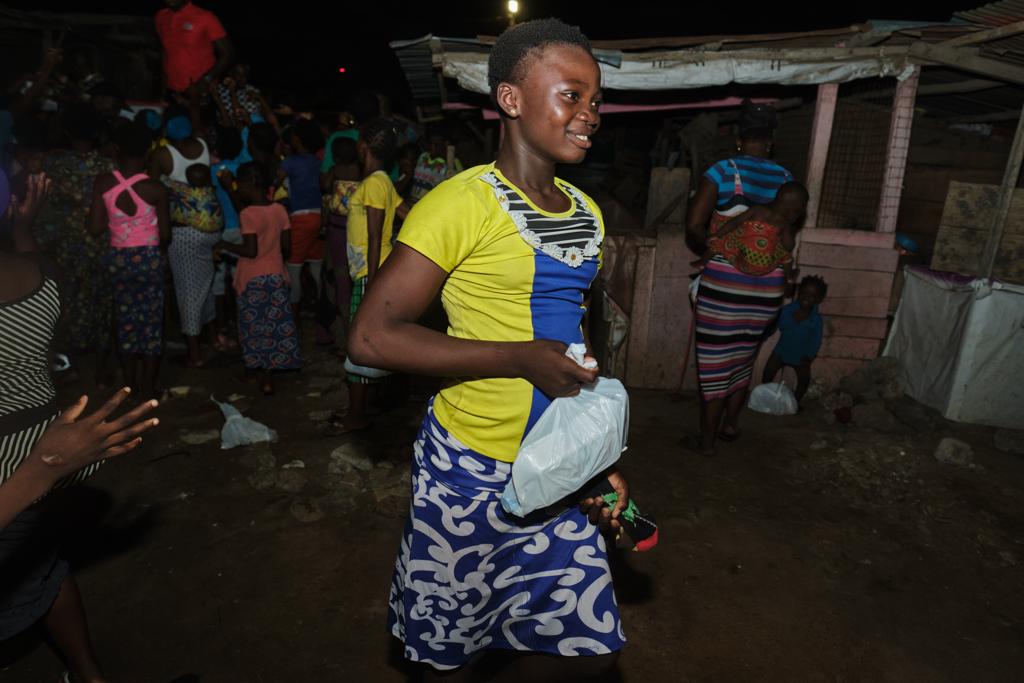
left=166, top=115, right=193, bottom=141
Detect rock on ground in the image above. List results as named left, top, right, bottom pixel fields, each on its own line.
left=994, top=430, right=1024, bottom=456
left=853, top=401, right=903, bottom=434
left=934, top=438, right=974, bottom=467
left=330, top=443, right=374, bottom=472
left=290, top=497, right=326, bottom=523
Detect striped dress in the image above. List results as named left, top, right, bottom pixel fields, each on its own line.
left=695, top=257, right=785, bottom=400
left=0, top=258, right=97, bottom=640
left=0, top=258, right=101, bottom=488
left=696, top=155, right=792, bottom=401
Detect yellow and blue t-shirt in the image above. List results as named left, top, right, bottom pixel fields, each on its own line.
left=397, top=163, right=604, bottom=462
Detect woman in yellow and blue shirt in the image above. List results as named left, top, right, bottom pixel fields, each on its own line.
left=349, top=18, right=628, bottom=678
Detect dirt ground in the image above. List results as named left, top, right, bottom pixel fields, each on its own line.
left=2, top=339, right=1023, bottom=682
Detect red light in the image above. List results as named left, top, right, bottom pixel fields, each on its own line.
left=338, top=67, right=346, bottom=74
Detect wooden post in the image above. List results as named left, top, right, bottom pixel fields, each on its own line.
left=876, top=65, right=920, bottom=233
left=644, top=167, right=689, bottom=230
left=804, top=84, right=838, bottom=228
left=982, top=104, right=1024, bottom=278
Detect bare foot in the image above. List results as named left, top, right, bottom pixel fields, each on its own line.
left=680, top=434, right=716, bottom=458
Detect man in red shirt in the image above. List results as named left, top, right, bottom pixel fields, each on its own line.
left=155, top=0, right=235, bottom=96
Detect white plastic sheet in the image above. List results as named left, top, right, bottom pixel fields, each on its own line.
left=883, top=267, right=1024, bottom=429
left=442, top=52, right=914, bottom=95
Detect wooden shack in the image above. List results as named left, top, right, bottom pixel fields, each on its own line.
left=392, top=10, right=1024, bottom=390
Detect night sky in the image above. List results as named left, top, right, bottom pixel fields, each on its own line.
left=7, top=1, right=973, bottom=109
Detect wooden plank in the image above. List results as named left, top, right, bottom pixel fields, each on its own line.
left=800, top=228, right=895, bottom=249
left=983, top=106, right=1024, bottom=278
left=931, top=226, right=987, bottom=274
left=798, top=267, right=895, bottom=299
left=625, top=246, right=657, bottom=388
left=941, top=181, right=1000, bottom=230
left=994, top=234, right=1024, bottom=284
left=645, top=167, right=689, bottom=228
left=820, top=336, right=882, bottom=361
left=940, top=182, right=1024, bottom=235
left=479, top=25, right=871, bottom=51
left=855, top=78, right=1002, bottom=99
left=819, top=296, right=890, bottom=318
left=940, top=20, right=1024, bottom=49
left=805, top=84, right=839, bottom=229
left=798, top=242, right=899, bottom=273
left=909, top=43, right=1024, bottom=88
left=824, top=315, right=890, bottom=340
left=877, top=66, right=919, bottom=234
left=640, top=231, right=697, bottom=389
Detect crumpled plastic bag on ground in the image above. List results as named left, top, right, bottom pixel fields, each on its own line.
left=501, top=346, right=629, bottom=517
left=747, top=382, right=798, bottom=416
left=211, top=396, right=277, bottom=449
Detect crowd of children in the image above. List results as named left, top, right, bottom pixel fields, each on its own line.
left=0, top=42, right=468, bottom=407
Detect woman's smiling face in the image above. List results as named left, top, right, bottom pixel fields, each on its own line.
left=499, top=44, right=602, bottom=165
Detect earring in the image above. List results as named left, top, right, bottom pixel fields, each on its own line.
left=510, top=108, right=518, bottom=116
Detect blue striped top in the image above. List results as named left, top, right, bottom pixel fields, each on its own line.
left=704, top=155, right=794, bottom=211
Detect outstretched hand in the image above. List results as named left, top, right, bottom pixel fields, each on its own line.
left=30, top=387, right=160, bottom=482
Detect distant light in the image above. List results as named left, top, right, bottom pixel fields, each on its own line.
left=338, top=67, right=347, bottom=74
left=507, top=0, right=519, bottom=14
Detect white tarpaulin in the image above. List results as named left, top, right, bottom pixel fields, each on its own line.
left=883, top=266, right=1024, bottom=429
left=441, top=51, right=916, bottom=94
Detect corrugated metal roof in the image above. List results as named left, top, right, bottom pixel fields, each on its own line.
left=956, top=1, right=1024, bottom=65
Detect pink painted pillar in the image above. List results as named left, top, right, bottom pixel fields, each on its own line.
left=804, top=83, right=839, bottom=228
left=876, top=66, right=920, bottom=233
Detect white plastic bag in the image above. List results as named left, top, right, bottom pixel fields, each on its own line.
left=501, top=377, right=629, bottom=517
left=747, top=382, right=799, bottom=416
left=211, top=397, right=278, bottom=449
left=689, top=273, right=702, bottom=304
left=343, top=357, right=392, bottom=379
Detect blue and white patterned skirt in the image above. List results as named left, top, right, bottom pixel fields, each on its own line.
left=387, top=405, right=626, bottom=670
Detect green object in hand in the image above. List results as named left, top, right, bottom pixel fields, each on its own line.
left=600, top=492, right=638, bottom=524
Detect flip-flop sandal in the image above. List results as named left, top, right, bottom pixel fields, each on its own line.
left=582, top=478, right=659, bottom=552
